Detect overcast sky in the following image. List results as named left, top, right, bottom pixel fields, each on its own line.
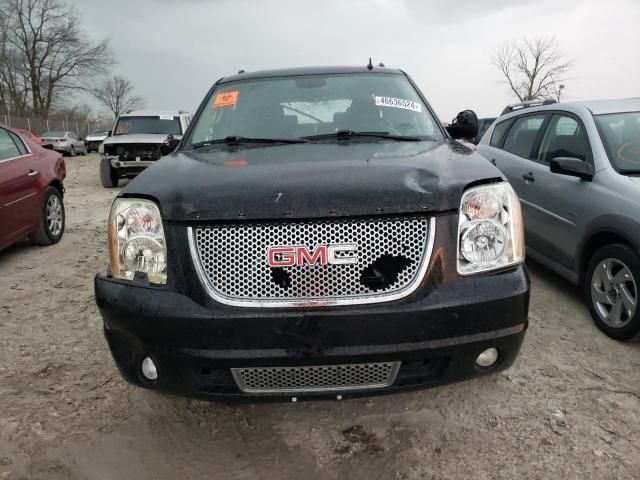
left=71, top=0, right=639, bottom=121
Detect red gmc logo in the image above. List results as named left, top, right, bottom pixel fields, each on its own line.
left=267, top=244, right=357, bottom=267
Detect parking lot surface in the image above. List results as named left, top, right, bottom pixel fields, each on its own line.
left=1, top=154, right=639, bottom=480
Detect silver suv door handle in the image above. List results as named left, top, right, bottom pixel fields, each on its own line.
left=27, top=170, right=39, bottom=177
left=522, top=172, right=535, bottom=182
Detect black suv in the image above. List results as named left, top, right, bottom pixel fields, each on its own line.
left=95, top=66, right=530, bottom=401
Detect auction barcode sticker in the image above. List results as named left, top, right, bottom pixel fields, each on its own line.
left=375, top=96, right=422, bottom=113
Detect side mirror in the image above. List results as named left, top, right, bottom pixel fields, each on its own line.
left=550, top=157, right=594, bottom=181
left=106, top=131, right=112, bottom=137
left=446, top=110, right=479, bottom=140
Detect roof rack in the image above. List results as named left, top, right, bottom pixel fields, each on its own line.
left=500, top=98, right=557, bottom=115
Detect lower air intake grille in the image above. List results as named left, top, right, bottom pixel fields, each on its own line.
left=231, top=362, right=401, bottom=394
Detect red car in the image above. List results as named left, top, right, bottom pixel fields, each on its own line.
left=0, top=124, right=66, bottom=251
left=14, top=128, right=43, bottom=144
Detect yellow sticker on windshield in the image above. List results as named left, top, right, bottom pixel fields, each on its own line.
left=213, top=91, right=239, bottom=108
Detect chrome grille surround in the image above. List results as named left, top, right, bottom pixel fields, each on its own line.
left=188, top=216, right=435, bottom=308
left=231, top=362, right=401, bottom=394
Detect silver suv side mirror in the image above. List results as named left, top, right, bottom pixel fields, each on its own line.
left=550, top=157, right=594, bottom=181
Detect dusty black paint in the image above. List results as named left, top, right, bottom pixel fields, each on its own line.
left=121, top=140, right=503, bottom=221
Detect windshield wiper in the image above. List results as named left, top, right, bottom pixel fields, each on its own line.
left=190, top=136, right=308, bottom=150
left=302, top=130, right=425, bottom=141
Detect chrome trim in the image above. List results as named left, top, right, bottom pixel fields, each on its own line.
left=4, top=192, right=36, bottom=207
left=110, top=158, right=155, bottom=168
left=231, top=361, right=401, bottom=394
left=188, top=217, right=436, bottom=308
left=0, top=153, right=32, bottom=164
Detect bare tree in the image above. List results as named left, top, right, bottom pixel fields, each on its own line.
left=90, top=75, right=145, bottom=119
left=0, top=11, right=32, bottom=114
left=493, top=38, right=571, bottom=102
left=0, top=0, right=113, bottom=116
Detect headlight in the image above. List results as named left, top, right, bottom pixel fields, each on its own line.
left=108, top=198, right=167, bottom=284
left=457, top=183, right=524, bottom=275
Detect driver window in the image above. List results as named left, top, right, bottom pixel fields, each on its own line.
left=538, top=114, right=590, bottom=164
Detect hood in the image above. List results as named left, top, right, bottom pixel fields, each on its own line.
left=86, top=134, right=108, bottom=141
left=102, top=133, right=182, bottom=145
left=121, top=140, right=504, bottom=222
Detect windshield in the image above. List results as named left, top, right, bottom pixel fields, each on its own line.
left=187, top=73, right=441, bottom=147
left=595, top=111, right=640, bottom=172
left=114, top=116, right=181, bottom=136
left=42, top=131, right=66, bottom=138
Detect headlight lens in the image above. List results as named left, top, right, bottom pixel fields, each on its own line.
left=108, top=198, right=167, bottom=284
left=457, top=183, right=524, bottom=275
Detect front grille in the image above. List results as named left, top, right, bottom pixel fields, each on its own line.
left=189, top=216, right=434, bottom=307
left=104, top=143, right=161, bottom=160
left=231, top=362, right=401, bottom=393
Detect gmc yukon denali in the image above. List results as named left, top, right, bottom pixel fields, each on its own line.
left=95, top=66, right=530, bottom=401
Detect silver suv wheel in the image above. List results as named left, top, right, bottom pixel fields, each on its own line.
left=591, top=258, right=637, bottom=328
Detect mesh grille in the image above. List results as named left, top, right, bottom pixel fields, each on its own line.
left=190, top=216, right=432, bottom=306
left=231, top=362, right=400, bottom=393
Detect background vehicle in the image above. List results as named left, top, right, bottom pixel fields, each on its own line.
left=478, top=98, right=640, bottom=340
left=84, top=130, right=109, bottom=152
left=15, top=128, right=43, bottom=145
left=41, top=131, right=87, bottom=156
left=0, top=124, right=66, bottom=251
left=473, top=117, right=496, bottom=144
left=96, top=66, right=529, bottom=401
left=99, top=110, right=190, bottom=187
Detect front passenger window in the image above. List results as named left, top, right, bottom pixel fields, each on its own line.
left=502, top=115, right=546, bottom=159
left=538, top=114, right=590, bottom=164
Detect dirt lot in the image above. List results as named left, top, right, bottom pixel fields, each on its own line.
left=0, top=154, right=639, bottom=480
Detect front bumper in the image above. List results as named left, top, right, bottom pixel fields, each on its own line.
left=95, top=263, right=529, bottom=402
left=45, top=144, right=71, bottom=153
left=108, top=157, right=156, bottom=169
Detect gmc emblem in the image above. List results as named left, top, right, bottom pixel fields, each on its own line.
left=267, top=244, right=358, bottom=267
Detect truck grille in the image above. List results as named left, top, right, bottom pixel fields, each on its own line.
left=104, top=143, right=162, bottom=160
left=231, top=362, right=401, bottom=393
left=189, top=216, right=434, bottom=307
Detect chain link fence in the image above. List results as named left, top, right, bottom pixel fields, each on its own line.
left=1, top=112, right=110, bottom=138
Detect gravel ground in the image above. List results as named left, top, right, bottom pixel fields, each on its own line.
left=1, top=154, right=639, bottom=480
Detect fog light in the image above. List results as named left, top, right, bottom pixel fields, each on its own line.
left=141, top=356, right=158, bottom=380
left=476, top=347, right=498, bottom=367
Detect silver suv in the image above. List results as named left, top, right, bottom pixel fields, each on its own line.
left=478, top=98, right=640, bottom=340
left=99, top=110, right=191, bottom=187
